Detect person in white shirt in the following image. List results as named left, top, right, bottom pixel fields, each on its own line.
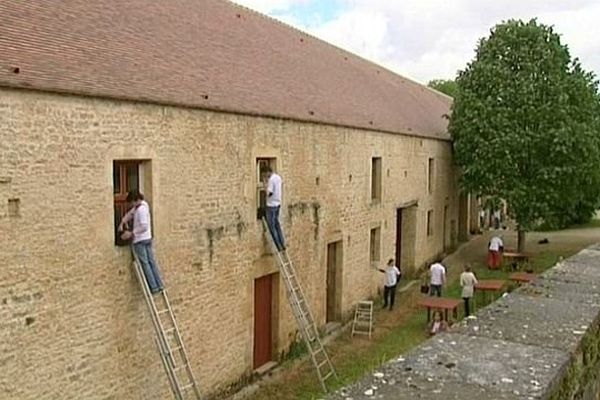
left=264, top=166, right=286, bottom=251
left=487, top=235, right=504, bottom=270
left=378, top=259, right=401, bottom=310
left=118, top=190, right=164, bottom=294
left=460, top=264, right=478, bottom=316
left=429, top=261, right=446, bottom=297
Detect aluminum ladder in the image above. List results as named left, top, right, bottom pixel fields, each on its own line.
left=262, top=218, right=337, bottom=392
left=131, top=249, right=202, bottom=400
left=351, top=300, right=374, bottom=339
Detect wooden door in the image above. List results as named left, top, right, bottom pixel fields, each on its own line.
left=253, top=274, right=273, bottom=369
left=395, top=208, right=403, bottom=268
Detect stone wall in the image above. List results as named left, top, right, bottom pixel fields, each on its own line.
left=0, top=87, right=462, bottom=398
left=330, top=245, right=600, bottom=400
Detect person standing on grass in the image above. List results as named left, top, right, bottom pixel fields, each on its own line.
left=118, top=189, right=164, bottom=294
left=378, top=259, right=401, bottom=310
left=460, top=264, right=478, bottom=317
left=429, top=260, right=446, bottom=297
left=263, top=165, right=286, bottom=251
left=487, top=235, right=504, bottom=269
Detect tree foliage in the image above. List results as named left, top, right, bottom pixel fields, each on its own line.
left=427, top=79, right=459, bottom=98
left=450, top=19, right=600, bottom=236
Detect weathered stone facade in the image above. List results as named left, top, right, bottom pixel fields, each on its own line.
left=0, top=87, right=461, bottom=398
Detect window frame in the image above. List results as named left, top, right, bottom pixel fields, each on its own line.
left=426, top=209, right=434, bottom=237
left=256, top=157, right=277, bottom=220
left=369, top=226, right=381, bottom=265
left=371, top=157, right=382, bottom=203
left=427, top=157, right=435, bottom=194
left=113, top=160, right=142, bottom=246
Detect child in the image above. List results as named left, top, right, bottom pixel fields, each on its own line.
left=428, top=310, right=449, bottom=336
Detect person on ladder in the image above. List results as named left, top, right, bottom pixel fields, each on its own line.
left=263, top=166, right=286, bottom=251
left=118, top=189, right=164, bottom=294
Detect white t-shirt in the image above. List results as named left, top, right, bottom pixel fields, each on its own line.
left=130, top=201, right=152, bottom=243
left=383, top=265, right=401, bottom=287
left=267, top=173, right=282, bottom=207
left=430, top=263, right=446, bottom=285
left=489, top=236, right=503, bottom=251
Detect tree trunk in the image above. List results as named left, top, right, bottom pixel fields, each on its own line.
left=517, top=229, right=526, bottom=252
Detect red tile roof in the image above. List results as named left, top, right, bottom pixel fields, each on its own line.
left=0, top=0, right=451, bottom=140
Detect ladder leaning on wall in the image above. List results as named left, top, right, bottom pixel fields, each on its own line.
left=131, top=248, right=203, bottom=400
left=261, top=218, right=337, bottom=392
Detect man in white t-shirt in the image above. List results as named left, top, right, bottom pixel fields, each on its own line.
left=118, top=189, right=164, bottom=294
left=264, top=166, right=286, bottom=251
left=378, top=259, right=401, bottom=310
left=429, top=260, right=446, bottom=297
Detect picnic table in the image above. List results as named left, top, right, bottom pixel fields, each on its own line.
left=503, top=251, right=530, bottom=270
left=474, top=279, right=506, bottom=308
left=417, top=296, right=462, bottom=322
left=509, top=272, right=537, bottom=284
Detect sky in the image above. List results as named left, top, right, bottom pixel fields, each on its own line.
left=232, top=0, right=600, bottom=84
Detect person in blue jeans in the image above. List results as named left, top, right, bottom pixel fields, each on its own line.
left=118, top=189, right=164, bottom=294
left=264, top=166, right=286, bottom=251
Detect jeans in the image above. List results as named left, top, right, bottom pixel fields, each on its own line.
left=429, top=284, right=442, bottom=297
left=383, top=285, right=397, bottom=309
left=266, top=206, right=285, bottom=251
left=133, top=240, right=164, bottom=293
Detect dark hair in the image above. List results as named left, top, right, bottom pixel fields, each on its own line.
left=388, top=258, right=394, bottom=265
left=126, top=189, right=144, bottom=202
left=263, top=165, right=273, bottom=173
left=464, top=264, right=471, bottom=272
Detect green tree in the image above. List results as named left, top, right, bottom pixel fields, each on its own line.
left=427, top=79, right=458, bottom=98
left=449, top=19, right=600, bottom=250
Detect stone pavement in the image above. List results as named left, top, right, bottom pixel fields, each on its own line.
left=328, top=245, right=600, bottom=400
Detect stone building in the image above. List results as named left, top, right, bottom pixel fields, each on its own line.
left=0, top=1, right=467, bottom=398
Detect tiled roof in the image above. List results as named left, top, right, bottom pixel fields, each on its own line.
left=0, top=0, right=452, bottom=140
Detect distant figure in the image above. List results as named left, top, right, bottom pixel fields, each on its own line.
left=460, top=265, right=478, bottom=317
left=493, top=209, right=501, bottom=229
left=479, top=209, right=485, bottom=230
left=487, top=235, right=504, bottom=270
left=428, top=310, right=449, bottom=336
left=378, top=259, right=401, bottom=310
left=429, top=260, right=446, bottom=297
left=118, top=190, right=164, bottom=294
left=263, top=166, right=286, bottom=251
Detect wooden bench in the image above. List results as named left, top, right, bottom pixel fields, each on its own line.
left=417, top=297, right=462, bottom=322
left=509, top=272, right=537, bottom=284
left=474, top=279, right=506, bottom=308
left=503, top=251, right=530, bottom=270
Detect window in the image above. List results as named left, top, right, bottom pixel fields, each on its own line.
left=427, top=158, right=434, bottom=194
left=256, top=158, right=277, bottom=219
left=113, top=160, right=142, bottom=246
left=427, top=210, right=434, bottom=237
left=371, top=157, right=382, bottom=202
left=369, top=227, right=381, bottom=264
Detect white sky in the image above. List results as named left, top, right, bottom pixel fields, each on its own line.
left=232, top=0, right=600, bottom=84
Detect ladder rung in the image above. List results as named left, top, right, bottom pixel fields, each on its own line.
left=173, top=362, right=188, bottom=372
left=317, top=359, right=329, bottom=369
left=157, top=309, right=170, bottom=315
left=322, top=371, right=334, bottom=381
left=180, top=383, right=195, bottom=391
